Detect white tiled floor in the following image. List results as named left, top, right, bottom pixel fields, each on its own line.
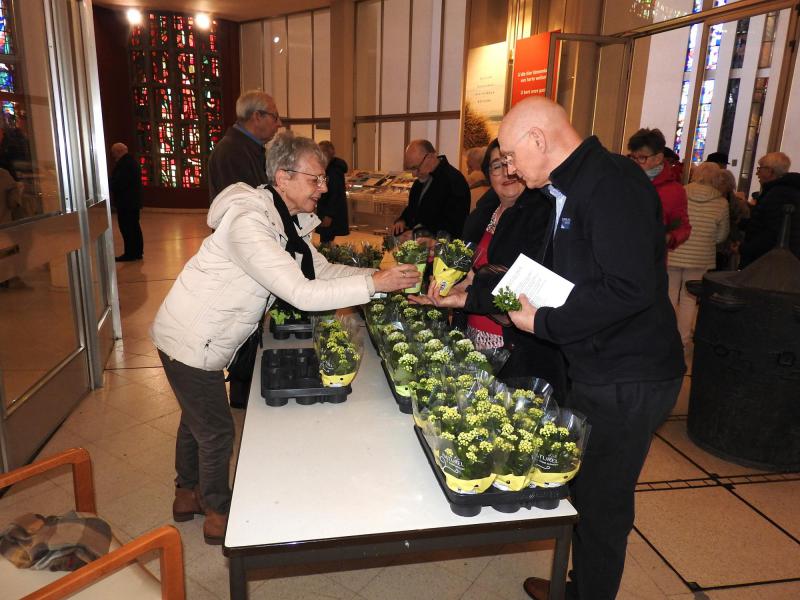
left=2, top=211, right=798, bottom=599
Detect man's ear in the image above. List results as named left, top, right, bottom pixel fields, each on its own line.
left=529, top=127, right=547, bottom=154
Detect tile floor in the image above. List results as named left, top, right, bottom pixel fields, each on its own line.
left=1, top=210, right=798, bottom=599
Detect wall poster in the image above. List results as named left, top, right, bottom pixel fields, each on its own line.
left=511, top=31, right=559, bottom=106
left=461, top=41, right=508, bottom=158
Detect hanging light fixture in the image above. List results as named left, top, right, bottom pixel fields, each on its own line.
left=195, top=13, right=211, bottom=30
left=126, top=8, right=142, bottom=25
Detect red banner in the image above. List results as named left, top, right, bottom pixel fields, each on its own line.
left=511, top=32, right=559, bottom=106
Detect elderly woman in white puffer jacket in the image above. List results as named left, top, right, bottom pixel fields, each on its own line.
left=668, top=161, right=731, bottom=348
left=150, top=133, right=419, bottom=545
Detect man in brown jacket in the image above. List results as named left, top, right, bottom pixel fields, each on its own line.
left=207, top=90, right=282, bottom=201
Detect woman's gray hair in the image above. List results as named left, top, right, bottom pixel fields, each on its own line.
left=265, top=131, right=326, bottom=183
left=690, top=161, right=721, bottom=185
left=711, top=168, right=736, bottom=197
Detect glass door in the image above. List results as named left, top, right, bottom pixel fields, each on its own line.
left=546, top=33, right=634, bottom=153
left=0, top=0, right=118, bottom=472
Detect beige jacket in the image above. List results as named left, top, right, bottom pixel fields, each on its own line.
left=151, top=183, right=375, bottom=370
left=669, top=182, right=730, bottom=269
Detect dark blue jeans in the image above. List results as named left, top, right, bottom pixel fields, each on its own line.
left=567, top=377, right=682, bottom=600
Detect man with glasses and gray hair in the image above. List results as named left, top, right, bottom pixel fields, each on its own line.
left=740, top=151, right=800, bottom=266
left=393, top=139, right=470, bottom=239
left=207, top=89, right=283, bottom=201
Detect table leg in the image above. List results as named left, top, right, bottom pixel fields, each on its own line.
left=230, top=555, right=247, bottom=600
left=548, top=523, right=572, bottom=600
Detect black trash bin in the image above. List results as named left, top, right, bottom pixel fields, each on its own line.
left=687, top=206, right=800, bottom=471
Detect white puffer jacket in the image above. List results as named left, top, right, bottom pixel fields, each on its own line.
left=150, top=183, right=375, bottom=370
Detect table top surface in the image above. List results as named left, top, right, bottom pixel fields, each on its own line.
left=225, top=325, right=577, bottom=552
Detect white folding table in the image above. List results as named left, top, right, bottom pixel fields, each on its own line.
left=224, top=331, right=577, bottom=599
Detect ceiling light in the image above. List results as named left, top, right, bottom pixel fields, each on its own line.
left=273, top=36, right=280, bottom=43
left=126, top=8, right=142, bottom=25
left=195, top=13, right=211, bottom=30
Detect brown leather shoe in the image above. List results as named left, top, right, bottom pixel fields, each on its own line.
left=172, top=486, right=203, bottom=522
left=203, top=509, right=228, bottom=545
left=523, top=577, right=550, bottom=600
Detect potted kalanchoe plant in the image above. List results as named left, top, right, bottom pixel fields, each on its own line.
left=529, top=408, right=590, bottom=487
left=429, top=404, right=496, bottom=494
left=393, top=240, right=429, bottom=294
left=432, top=238, right=475, bottom=296
left=358, top=242, right=384, bottom=268
left=493, top=286, right=522, bottom=312
left=315, top=318, right=363, bottom=387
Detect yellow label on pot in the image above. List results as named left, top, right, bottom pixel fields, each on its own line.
left=394, top=383, right=411, bottom=397
left=492, top=472, right=531, bottom=492
left=529, top=463, right=580, bottom=487
left=320, top=371, right=356, bottom=387
left=443, top=471, right=496, bottom=494
left=403, top=262, right=427, bottom=294
left=432, top=263, right=466, bottom=297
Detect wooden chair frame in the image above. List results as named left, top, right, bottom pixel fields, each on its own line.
left=0, top=448, right=185, bottom=600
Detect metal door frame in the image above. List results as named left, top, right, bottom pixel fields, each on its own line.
left=546, top=33, right=633, bottom=153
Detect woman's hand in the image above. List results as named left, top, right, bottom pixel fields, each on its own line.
left=409, top=278, right=468, bottom=309
left=372, top=264, right=421, bottom=292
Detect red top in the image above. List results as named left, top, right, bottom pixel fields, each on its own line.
left=652, top=165, right=691, bottom=250
left=467, top=229, right=503, bottom=336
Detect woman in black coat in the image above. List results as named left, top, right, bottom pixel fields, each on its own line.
left=415, top=139, right=568, bottom=402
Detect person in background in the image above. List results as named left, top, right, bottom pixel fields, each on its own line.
left=465, top=145, right=489, bottom=210
left=109, top=142, right=143, bottom=262
left=206, top=90, right=282, bottom=408
left=740, top=151, right=800, bottom=266
left=412, top=139, right=568, bottom=402
left=706, top=151, right=729, bottom=168
left=628, top=128, right=691, bottom=251
left=668, top=162, right=730, bottom=348
left=499, top=97, right=684, bottom=600
left=393, top=139, right=470, bottom=239
left=207, top=90, right=282, bottom=201
left=151, top=133, right=419, bottom=546
left=714, top=167, right=749, bottom=270
left=663, top=146, right=685, bottom=181
left=316, top=140, right=350, bottom=245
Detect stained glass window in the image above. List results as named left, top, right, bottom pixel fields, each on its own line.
left=0, top=61, right=13, bottom=92
left=673, top=0, right=727, bottom=161
left=2, top=99, right=14, bottom=118
left=180, top=88, right=197, bottom=120
left=160, top=156, right=177, bottom=187
left=177, top=53, right=195, bottom=85
left=0, top=0, right=13, bottom=55
left=129, top=12, right=222, bottom=189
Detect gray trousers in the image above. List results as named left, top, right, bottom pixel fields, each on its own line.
left=158, top=350, right=234, bottom=513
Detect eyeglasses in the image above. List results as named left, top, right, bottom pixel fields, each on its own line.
left=406, top=152, right=430, bottom=173
left=627, top=153, right=656, bottom=164
left=756, top=165, right=771, bottom=172
left=500, top=127, right=532, bottom=167
left=256, top=109, right=281, bottom=121
left=284, top=169, right=328, bottom=188
left=488, top=160, right=508, bottom=175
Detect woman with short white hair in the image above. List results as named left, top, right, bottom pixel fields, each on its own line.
left=151, top=132, right=419, bottom=545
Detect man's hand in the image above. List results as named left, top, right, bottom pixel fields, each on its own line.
left=372, top=264, right=421, bottom=292
left=508, top=294, right=537, bottom=334
left=321, top=216, right=333, bottom=228
left=392, top=219, right=407, bottom=235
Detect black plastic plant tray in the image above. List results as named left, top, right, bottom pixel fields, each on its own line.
left=269, top=319, right=313, bottom=340
left=379, top=359, right=413, bottom=414
left=414, top=426, right=569, bottom=517
left=260, top=348, right=350, bottom=406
